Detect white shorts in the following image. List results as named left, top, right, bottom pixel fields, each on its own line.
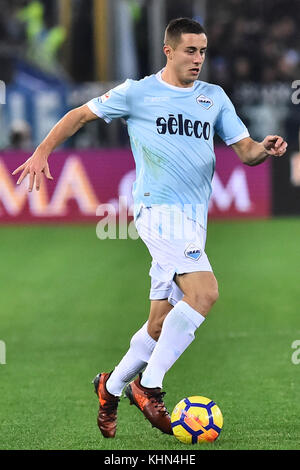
left=135, top=205, right=213, bottom=306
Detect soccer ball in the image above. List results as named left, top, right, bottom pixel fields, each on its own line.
left=171, top=396, right=223, bottom=444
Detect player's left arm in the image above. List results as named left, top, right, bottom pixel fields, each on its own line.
left=232, top=135, right=288, bottom=166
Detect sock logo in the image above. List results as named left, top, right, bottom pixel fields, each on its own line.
left=184, top=243, right=202, bottom=261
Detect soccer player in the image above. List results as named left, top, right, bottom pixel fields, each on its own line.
left=12, top=18, right=287, bottom=438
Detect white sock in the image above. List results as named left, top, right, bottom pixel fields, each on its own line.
left=140, top=301, right=205, bottom=389
left=106, top=321, right=157, bottom=396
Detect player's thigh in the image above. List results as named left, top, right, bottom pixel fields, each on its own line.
left=175, top=271, right=219, bottom=315
left=148, top=299, right=173, bottom=341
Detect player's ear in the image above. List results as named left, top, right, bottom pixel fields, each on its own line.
left=163, top=44, right=173, bottom=60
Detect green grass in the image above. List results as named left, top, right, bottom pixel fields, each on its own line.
left=0, top=218, right=300, bottom=450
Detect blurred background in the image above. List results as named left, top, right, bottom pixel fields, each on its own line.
left=0, top=0, right=299, bottom=221
left=1, top=1, right=300, bottom=451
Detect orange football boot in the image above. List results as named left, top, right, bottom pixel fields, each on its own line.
left=93, top=372, right=120, bottom=438
left=125, top=374, right=172, bottom=435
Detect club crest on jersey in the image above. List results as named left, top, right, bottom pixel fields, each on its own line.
left=184, top=243, right=202, bottom=261
left=196, top=94, right=213, bottom=109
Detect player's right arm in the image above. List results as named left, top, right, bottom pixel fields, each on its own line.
left=12, top=104, right=98, bottom=192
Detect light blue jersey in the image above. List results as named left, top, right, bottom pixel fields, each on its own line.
left=87, top=70, right=249, bottom=229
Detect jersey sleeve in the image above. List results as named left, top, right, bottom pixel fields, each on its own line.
left=214, top=87, right=249, bottom=145
left=86, top=79, right=131, bottom=123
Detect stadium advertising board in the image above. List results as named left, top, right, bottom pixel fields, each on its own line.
left=0, top=147, right=270, bottom=224
left=272, top=150, right=300, bottom=216
left=209, top=146, right=271, bottom=219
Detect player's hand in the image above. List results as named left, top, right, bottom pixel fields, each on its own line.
left=262, top=135, right=288, bottom=157
left=12, top=150, right=53, bottom=192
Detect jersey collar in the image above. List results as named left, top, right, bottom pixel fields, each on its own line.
left=155, top=69, right=196, bottom=92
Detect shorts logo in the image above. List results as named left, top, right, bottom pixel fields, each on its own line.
left=184, top=243, right=202, bottom=261
left=196, top=94, right=213, bottom=109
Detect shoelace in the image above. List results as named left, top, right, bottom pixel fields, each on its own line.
left=145, top=391, right=169, bottom=417
left=100, top=398, right=120, bottom=421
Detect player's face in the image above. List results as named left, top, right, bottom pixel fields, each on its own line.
left=167, top=33, right=207, bottom=85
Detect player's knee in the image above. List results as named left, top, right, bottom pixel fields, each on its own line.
left=147, top=316, right=165, bottom=341
left=147, top=321, right=162, bottom=341
left=148, top=303, right=172, bottom=341
left=204, top=286, right=219, bottom=309
left=191, top=285, right=219, bottom=314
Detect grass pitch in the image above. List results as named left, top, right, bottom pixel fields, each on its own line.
left=0, top=218, right=300, bottom=450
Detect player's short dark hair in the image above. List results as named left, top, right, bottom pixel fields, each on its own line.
left=164, top=18, right=206, bottom=49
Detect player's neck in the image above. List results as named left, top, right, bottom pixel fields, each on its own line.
left=161, top=68, right=194, bottom=89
